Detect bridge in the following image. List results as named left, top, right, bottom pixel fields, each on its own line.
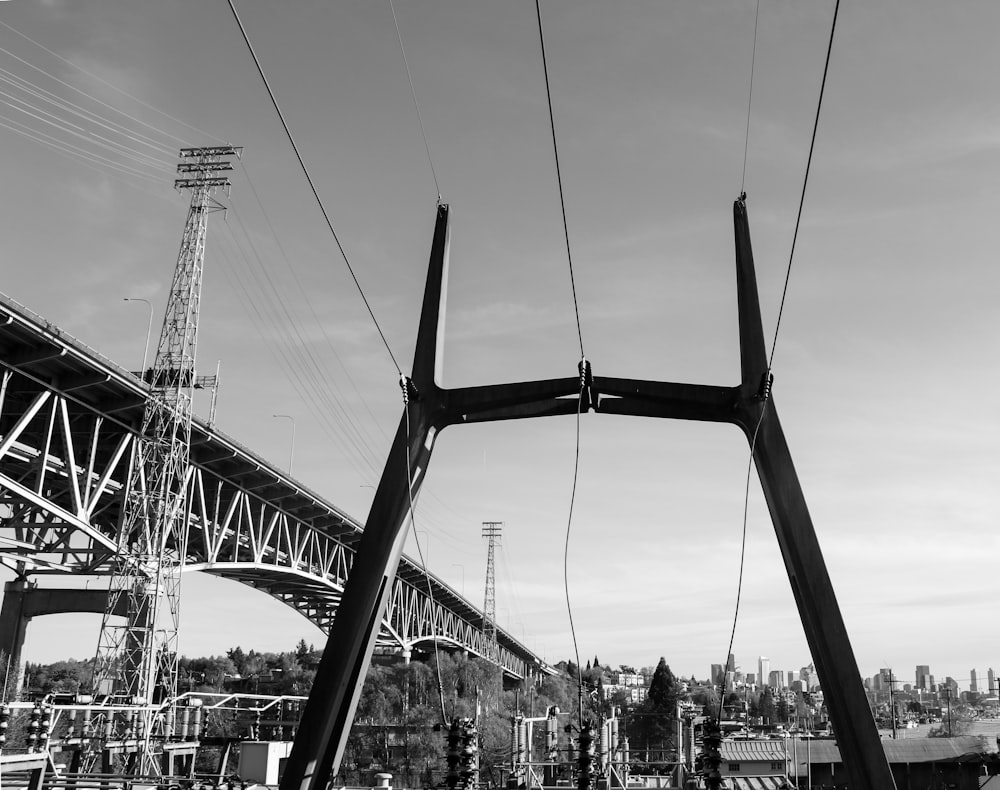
left=0, top=291, right=549, bottom=682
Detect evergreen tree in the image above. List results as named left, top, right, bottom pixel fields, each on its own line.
left=629, top=657, right=679, bottom=760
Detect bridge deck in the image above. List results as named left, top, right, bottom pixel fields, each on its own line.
left=0, top=292, right=548, bottom=678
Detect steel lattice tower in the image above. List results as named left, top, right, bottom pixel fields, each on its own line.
left=481, top=522, right=502, bottom=659
left=91, top=146, right=240, bottom=770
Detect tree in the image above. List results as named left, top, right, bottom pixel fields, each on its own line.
left=629, top=657, right=679, bottom=760
left=758, top=687, right=776, bottom=724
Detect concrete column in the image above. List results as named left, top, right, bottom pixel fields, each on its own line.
left=0, top=579, right=31, bottom=700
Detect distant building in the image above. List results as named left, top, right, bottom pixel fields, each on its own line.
left=710, top=663, right=724, bottom=687
left=916, top=664, right=931, bottom=690
left=787, top=670, right=798, bottom=687
left=989, top=667, right=996, bottom=695
left=971, top=669, right=979, bottom=694
left=758, top=656, right=770, bottom=690
left=768, top=670, right=783, bottom=689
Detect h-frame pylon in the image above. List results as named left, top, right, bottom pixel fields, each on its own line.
left=279, top=200, right=896, bottom=790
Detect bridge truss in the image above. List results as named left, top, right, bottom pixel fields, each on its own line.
left=0, top=293, right=546, bottom=689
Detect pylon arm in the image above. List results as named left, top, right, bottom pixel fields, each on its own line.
left=446, top=378, right=583, bottom=424
left=594, top=378, right=738, bottom=424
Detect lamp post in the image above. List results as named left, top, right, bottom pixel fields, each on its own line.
left=123, top=297, right=154, bottom=374
left=273, top=414, right=295, bottom=474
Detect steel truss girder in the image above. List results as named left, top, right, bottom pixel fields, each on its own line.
left=281, top=200, right=894, bottom=790
left=0, top=363, right=531, bottom=676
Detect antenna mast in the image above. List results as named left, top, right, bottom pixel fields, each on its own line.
left=91, top=145, right=241, bottom=772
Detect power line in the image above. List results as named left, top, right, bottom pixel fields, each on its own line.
left=534, top=0, right=585, bottom=361
left=388, top=0, right=441, bottom=201
left=720, top=0, right=841, bottom=719
left=740, top=0, right=761, bottom=195
left=226, top=0, right=402, bottom=376
left=768, top=0, right=841, bottom=370
left=0, top=18, right=225, bottom=145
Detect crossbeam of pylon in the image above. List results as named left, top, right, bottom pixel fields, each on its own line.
left=280, top=199, right=895, bottom=790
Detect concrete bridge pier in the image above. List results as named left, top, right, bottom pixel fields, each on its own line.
left=0, top=579, right=119, bottom=699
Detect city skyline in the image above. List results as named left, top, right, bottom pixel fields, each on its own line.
left=1, top=2, right=998, bottom=681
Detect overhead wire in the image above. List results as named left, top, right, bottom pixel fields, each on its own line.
left=768, top=0, right=841, bottom=370
left=535, top=0, right=588, bottom=725
left=0, top=15, right=481, bottom=575
left=718, top=0, right=842, bottom=721
left=388, top=0, right=441, bottom=202
left=0, top=63, right=179, bottom=158
left=534, top=0, right=585, bottom=361
left=226, top=0, right=403, bottom=376
left=740, top=0, right=761, bottom=196
left=232, top=163, right=390, bottom=447
left=0, top=18, right=225, bottom=146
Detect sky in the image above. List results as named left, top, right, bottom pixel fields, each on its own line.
left=1, top=1, right=998, bottom=689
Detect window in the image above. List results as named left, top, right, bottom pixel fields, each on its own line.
left=770, top=762, right=783, bottom=771
left=728, top=763, right=740, bottom=771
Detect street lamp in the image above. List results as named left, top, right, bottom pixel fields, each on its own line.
left=123, top=297, right=154, bottom=375
left=273, top=414, right=295, bottom=474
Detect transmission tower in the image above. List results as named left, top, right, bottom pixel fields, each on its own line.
left=481, top=522, right=502, bottom=659
left=91, top=145, right=241, bottom=772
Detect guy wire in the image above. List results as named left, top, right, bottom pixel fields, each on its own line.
left=227, top=0, right=403, bottom=376
left=389, top=0, right=442, bottom=202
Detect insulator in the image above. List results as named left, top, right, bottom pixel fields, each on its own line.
left=27, top=705, right=41, bottom=749
left=758, top=370, right=774, bottom=401
left=445, top=718, right=463, bottom=790
left=577, top=724, right=595, bottom=790
left=701, top=719, right=723, bottom=790
left=0, top=703, right=9, bottom=747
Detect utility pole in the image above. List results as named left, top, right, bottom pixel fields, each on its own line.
left=481, top=522, right=502, bottom=661
left=888, top=671, right=897, bottom=740
left=945, top=687, right=952, bottom=737
left=91, top=145, right=240, bottom=773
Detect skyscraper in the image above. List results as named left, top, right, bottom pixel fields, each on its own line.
left=759, top=657, right=770, bottom=689
left=989, top=668, right=996, bottom=695
left=916, top=665, right=931, bottom=690
left=971, top=669, right=979, bottom=694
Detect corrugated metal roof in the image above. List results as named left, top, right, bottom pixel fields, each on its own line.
left=722, top=777, right=790, bottom=790
left=721, top=740, right=788, bottom=762
left=785, top=735, right=995, bottom=767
